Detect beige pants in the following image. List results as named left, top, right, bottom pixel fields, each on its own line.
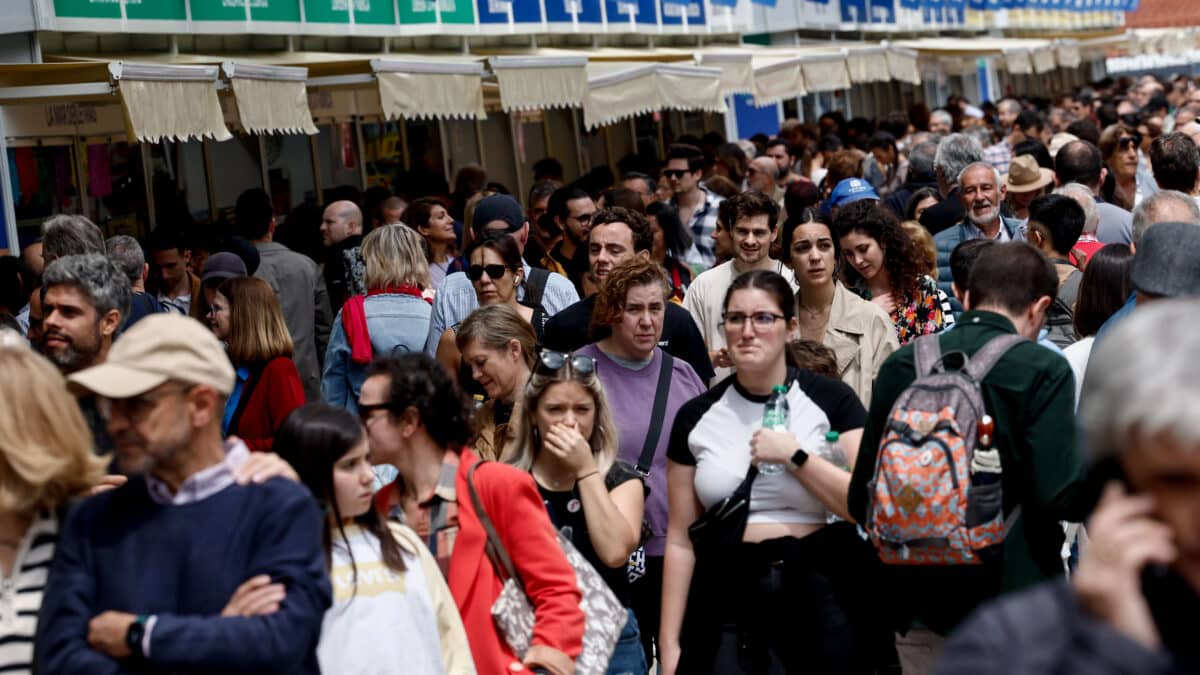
left=894, top=629, right=945, bottom=675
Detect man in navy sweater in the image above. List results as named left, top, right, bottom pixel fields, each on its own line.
left=36, top=314, right=331, bottom=674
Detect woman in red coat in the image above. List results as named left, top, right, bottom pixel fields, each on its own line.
left=208, top=276, right=306, bottom=453
left=359, top=353, right=584, bottom=675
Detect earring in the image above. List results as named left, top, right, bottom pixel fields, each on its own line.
left=514, top=277, right=520, bottom=287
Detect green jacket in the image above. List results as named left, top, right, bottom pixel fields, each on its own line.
left=848, top=310, right=1091, bottom=633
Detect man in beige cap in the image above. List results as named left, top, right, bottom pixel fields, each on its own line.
left=1002, top=154, right=1055, bottom=226
left=37, top=314, right=331, bottom=674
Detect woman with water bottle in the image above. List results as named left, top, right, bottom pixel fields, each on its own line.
left=659, top=270, right=888, bottom=675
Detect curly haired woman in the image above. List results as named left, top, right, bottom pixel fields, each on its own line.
left=833, top=201, right=954, bottom=345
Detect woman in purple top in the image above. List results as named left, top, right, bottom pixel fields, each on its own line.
left=576, top=256, right=706, bottom=668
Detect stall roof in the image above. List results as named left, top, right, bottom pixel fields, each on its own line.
left=583, top=61, right=724, bottom=130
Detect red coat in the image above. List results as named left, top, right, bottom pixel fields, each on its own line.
left=449, top=450, right=584, bottom=675
left=232, top=356, right=306, bottom=453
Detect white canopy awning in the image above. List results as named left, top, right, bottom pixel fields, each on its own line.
left=800, top=53, right=851, bottom=93
left=583, top=61, right=724, bottom=130
left=695, top=51, right=755, bottom=97
left=1031, top=49, right=1057, bottom=74
left=1056, top=40, right=1082, bottom=69
left=488, top=55, right=588, bottom=113
left=1004, top=50, right=1034, bottom=75
left=885, top=47, right=921, bottom=86
left=221, top=61, right=317, bottom=135
left=371, top=57, right=486, bottom=121
left=110, top=62, right=231, bottom=143
left=845, top=47, right=890, bottom=85
left=751, top=56, right=807, bottom=107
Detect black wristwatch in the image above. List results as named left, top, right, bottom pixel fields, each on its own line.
left=787, top=448, right=810, bottom=471
left=126, top=614, right=148, bottom=658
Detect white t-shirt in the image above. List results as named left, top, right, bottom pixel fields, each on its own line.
left=682, top=259, right=798, bottom=382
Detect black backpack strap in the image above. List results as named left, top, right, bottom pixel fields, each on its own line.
left=635, top=352, right=674, bottom=477
left=964, top=334, right=1028, bottom=382
left=913, top=334, right=943, bottom=378
left=522, top=267, right=550, bottom=309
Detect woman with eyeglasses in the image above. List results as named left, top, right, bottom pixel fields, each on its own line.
left=834, top=201, right=954, bottom=346
left=660, top=270, right=879, bottom=675
left=322, top=225, right=433, bottom=414
left=274, top=403, right=474, bottom=675
left=207, top=276, right=305, bottom=453
left=780, top=209, right=898, bottom=405
left=503, top=349, right=648, bottom=675
left=1098, top=124, right=1141, bottom=211
left=454, top=305, right=536, bottom=461
left=359, top=353, right=584, bottom=675
left=436, top=232, right=547, bottom=398
left=576, top=256, right=706, bottom=669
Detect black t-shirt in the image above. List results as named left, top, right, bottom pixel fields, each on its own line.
left=540, top=296, right=716, bottom=382
left=537, top=462, right=645, bottom=606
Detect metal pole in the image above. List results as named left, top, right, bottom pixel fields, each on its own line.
left=509, top=113, right=526, bottom=206
left=141, top=142, right=157, bottom=231
left=0, top=113, right=18, bottom=254
left=257, top=134, right=271, bottom=196
left=571, top=109, right=585, bottom=177
left=354, top=116, right=368, bottom=189
left=399, top=117, right=411, bottom=172
left=308, top=129, right=324, bottom=205
left=202, top=138, right=218, bottom=221
left=438, top=118, right=452, bottom=184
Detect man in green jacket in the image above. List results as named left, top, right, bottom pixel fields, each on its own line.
left=848, top=241, right=1092, bottom=673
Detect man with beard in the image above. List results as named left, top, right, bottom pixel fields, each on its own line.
left=41, top=253, right=131, bottom=452
left=545, top=186, right=597, bottom=294
left=933, top=162, right=1025, bottom=295
left=683, top=192, right=796, bottom=381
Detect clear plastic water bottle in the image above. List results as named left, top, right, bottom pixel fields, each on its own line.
left=758, top=385, right=789, bottom=475
left=823, top=431, right=847, bottom=471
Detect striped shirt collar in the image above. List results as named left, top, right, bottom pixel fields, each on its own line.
left=145, top=440, right=250, bottom=506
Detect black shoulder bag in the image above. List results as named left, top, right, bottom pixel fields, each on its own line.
left=626, top=352, right=675, bottom=583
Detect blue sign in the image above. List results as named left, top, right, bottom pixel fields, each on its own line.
left=869, top=0, right=896, bottom=23
left=709, top=0, right=738, bottom=6
left=604, top=0, right=657, bottom=24
left=750, top=0, right=778, bottom=5
left=544, top=0, right=602, bottom=22
left=659, top=0, right=704, bottom=25
left=733, top=94, right=780, bottom=141
left=840, top=0, right=868, bottom=21
left=475, top=0, right=542, bottom=23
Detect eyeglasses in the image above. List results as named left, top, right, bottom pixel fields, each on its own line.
left=97, top=384, right=195, bottom=422
left=721, top=312, right=786, bottom=331
left=571, top=212, right=595, bottom=227
left=1117, top=135, right=1141, bottom=150
left=466, top=264, right=510, bottom=282
left=536, top=350, right=596, bottom=378
left=662, top=169, right=689, bottom=180
left=357, top=402, right=391, bottom=427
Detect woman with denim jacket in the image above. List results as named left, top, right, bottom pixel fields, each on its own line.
left=322, top=225, right=432, bottom=414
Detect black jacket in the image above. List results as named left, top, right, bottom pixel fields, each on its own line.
left=918, top=188, right=967, bottom=236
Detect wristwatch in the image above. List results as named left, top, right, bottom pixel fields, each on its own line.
left=126, top=614, right=148, bottom=658
left=787, top=448, right=810, bottom=472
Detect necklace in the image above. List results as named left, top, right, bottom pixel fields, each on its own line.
left=798, top=300, right=832, bottom=320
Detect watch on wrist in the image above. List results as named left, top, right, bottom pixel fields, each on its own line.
left=126, top=614, right=148, bottom=658
left=787, top=448, right=809, bottom=471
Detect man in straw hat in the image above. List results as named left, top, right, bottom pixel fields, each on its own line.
left=1003, top=155, right=1055, bottom=226
left=36, top=314, right=331, bottom=673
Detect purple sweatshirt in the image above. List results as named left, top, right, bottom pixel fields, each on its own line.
left=578, top=344, right=706, bottom=557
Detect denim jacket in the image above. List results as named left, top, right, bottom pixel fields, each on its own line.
left=321, top=293, right=431, bottom=412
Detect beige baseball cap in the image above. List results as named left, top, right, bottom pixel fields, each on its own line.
left=68, top=314, right=235, bottom=399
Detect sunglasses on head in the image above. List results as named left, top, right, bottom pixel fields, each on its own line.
left=536, top=350, right=596, bottom=378
left=662, top=169, right=689, bottom=180
left=466, top=264, right=510, bottom=281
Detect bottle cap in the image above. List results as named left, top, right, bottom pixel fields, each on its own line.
left=825, top=431, right=840, bottom=442
left=772, top=385, right=788, bottom=393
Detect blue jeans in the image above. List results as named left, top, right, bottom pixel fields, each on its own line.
left=607, top=608, right=648, bottom=675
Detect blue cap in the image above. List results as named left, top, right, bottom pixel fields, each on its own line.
left=828, top=178, right=879, bottom=208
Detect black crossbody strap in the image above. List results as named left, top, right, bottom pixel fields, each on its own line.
left=636, top=352, right=675, bottom=477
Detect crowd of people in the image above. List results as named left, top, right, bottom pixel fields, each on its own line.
left=2, top=69, right=1200, bottom=675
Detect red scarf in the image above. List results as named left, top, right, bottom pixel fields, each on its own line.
left=343, top=286, right=431, bottom=365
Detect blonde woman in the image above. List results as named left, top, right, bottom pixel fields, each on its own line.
left=0, top=330, right=106, bottom=673
left=503, top=351, right=648, bottom=675
left=322, top=224, right=433, bottom=413
left=207, top=276, right=305, bottom=452
left=454, top=305, right=537, bottom=461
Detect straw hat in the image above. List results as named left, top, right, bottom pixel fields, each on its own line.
left=1004, top=155, right=1055, bottom=194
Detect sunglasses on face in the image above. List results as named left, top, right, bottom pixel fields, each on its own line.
left=536, top=350, right=597, bottom=378
left=467, top=264, right=510, bottom=281
left=1117, top=135, right=1141, bottom=150
left=662, top=169, right=689, bottom=180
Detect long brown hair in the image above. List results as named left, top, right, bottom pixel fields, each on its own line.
left=217, top=277, right=294, bottom=365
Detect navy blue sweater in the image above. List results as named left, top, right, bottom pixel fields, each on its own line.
left=36, top=476, right=332, bottom=674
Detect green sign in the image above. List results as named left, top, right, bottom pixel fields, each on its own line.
left=190, top=0, right=302, bottom=22
left=54, top=0, right=187, bottom=20
left=397, top=0, right=476, bottom=24
left=304, top=0, right=395, bottom=24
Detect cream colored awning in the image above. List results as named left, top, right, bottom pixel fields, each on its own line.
left=885, top=47, right=921, bottom=86
left=845, top=47, right=890, bottom=84
left=1031, top=49, right=1057, bottom=74
left=583, top=61, right=724, bottom=130
left=221, top=61, right=317, bottom=135
left=800, top=53, right=851, bottom=93
left=751, top=56, right=807, bottom=106
left=109, top=62, right=231, bottom=143
left=1056, top=40, right=1082, bottom=69
left=372, top=57, right=486, bottom=121
left=1004, top=50, right=1034, bottom=75
left=488, top=55, right=588, bottom=112
left=695, top=51, right=755, bottom=96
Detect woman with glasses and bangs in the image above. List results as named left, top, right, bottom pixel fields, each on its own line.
left=437, top=232, right=548, bottom=398
left=503, top=350, right=649, bottom=675
left=660, top=269, right=886, bottom=675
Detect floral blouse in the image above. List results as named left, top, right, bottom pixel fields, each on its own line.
left=857, top=275, right=955, bottom=346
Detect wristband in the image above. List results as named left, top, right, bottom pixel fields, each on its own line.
left=577, top=470, right=600, bottom=483
left=787, top=448, right=809, bottom=472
